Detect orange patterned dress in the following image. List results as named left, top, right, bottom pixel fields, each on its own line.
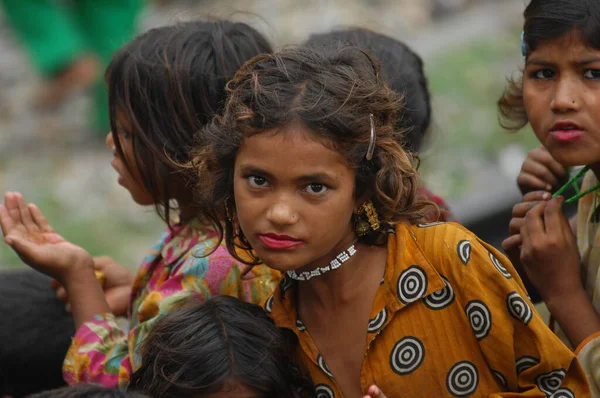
left=266, top=222, right=590, bottom=397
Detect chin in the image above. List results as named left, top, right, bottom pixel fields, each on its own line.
left=130, top=194, right=155, bottom=206
left=254, top=250, right=306, bottom=272
left=552, top=152, right=599, bottom=168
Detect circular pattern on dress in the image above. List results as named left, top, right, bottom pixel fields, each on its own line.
left=317, top=354, right=334, bottom=379
left=389, top=336, right=425, bottom=376
left=367, top=308, right=388, bottom=333
left=516, top=355, right=540, bottom=375
left=506, top=291, right=533, bottom=325
left=491, top=369, right=507, bottom=389
left=489, top=252, right=512, bottom=279
left=446, top=361, right=479, bottom=397
left=551, top=388, right=575, bottom=398
left=315, top=384, right=335, bottom=398
left=464, top=300, right=492, bottom=340
left=264, top=295, right=274, bottom=314
left=295, top=318, right=306, bottom=332
left=457, top=240, right=472, bottom=265
left=397, top=265, right=428, bottom=304
left=423, top=275, right=455, bottom=310
left=535, top=368, right=567, bottom=395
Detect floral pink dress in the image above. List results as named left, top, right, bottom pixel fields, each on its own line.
left=62, top=220, right=279, bottom=388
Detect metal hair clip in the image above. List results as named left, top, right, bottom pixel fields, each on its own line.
left=366, top=113, right=376, bottom=160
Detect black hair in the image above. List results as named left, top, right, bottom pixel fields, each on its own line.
left=499, top=0, right=600, bottom=130
left=0, top=270, right=74, bottom=397
left=106, top=20, right=272, bottom=224
left=129, top=296, right=314, bottom=398
left=305, top=28, right=431, bottom=152
left=26, top=384, right=148, bottom=398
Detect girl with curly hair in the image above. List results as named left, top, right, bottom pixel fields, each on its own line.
left=194, top=45, right=590, bottom=397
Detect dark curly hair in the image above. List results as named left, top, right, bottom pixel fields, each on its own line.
left=129, top=296, right=314, bottom=398
left=194, top=45, right=434, bottom=265
left=304, top=28, right=432, bottom=153
left=106, top=20, right=272, bottom=225
left=498, top=0, right=600, bottom=131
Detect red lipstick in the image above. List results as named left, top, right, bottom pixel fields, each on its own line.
left=257, top=233, right=303, bottom=250
left=549, top=121, right=584, bottom=143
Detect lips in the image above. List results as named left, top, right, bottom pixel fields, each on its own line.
left=257, top=233, right=304, bottom=250
left=549, top=121, right=584, bottom=143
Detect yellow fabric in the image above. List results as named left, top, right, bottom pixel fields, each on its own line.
left=572, top=170, right=600, bottom=396
left=266, top=222, right=591, bottom=397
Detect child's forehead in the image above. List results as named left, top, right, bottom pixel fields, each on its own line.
left=236, top=124, right=354, bottom=177
left=240, top=125, right=345, bottom=160
left=529, top=30, right=600, bottom=59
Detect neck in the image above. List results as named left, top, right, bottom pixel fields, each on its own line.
left=297, top=239, right=388, bottom=309
left=173, top=191, right=197, bottom=224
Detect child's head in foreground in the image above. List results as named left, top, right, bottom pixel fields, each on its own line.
left=130, top=296, right=313, bottom=398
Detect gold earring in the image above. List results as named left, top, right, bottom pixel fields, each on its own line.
left=353, top=200, right=380, bottom=236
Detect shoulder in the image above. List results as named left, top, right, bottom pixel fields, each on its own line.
left=408, top=221, right=480, bottom=259
left=406, top=222, right=517, bottom=284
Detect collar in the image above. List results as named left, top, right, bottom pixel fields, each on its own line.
left=267, top=222, right=447, bottom=330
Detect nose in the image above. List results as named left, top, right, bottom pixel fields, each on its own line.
left=551, top=76, right=581, bottom=113
left=105, top=131, right=116, bottom=154
left=106, top=131, right=115, bottom=150
left=266, top=199, right=298, bottom=227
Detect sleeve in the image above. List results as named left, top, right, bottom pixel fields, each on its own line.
left=575, top=332, right=600, bottom=396
left=62, top=254, right=214, bottom=389
left=443, top=224, right=591, bottom=396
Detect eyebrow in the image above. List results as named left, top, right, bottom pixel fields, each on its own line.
left=527, top=58, right=600, bottom=67
left=237, top=165, right=339, bottom=184
left=295, top=173, right=338, bottom=184
left=578, top=58, right=600, bottom=66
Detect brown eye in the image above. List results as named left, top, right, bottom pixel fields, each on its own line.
left=247, top=176, right=269, bottom=188
left=531, top=69, right=555, bottom=80
left=584, top=69, right=600, bottom=79
left=304, top=183, right=328, bottom=195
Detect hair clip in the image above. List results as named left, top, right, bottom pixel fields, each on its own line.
left=366, top=113, right=376, bottom=161
left=520, top=31, right=527, bottom=57
left=553, top=166, right=600, bottom=204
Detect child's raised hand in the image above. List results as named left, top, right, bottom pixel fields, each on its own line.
left=519, top=196, right=582, bottom=301
left=0, top=192, right=93, bottom=283
left=517, top=146, right=567, bottom=195
left=502, top=190, right=551, bottom=264
left=362, top=385, right=387, bottom=398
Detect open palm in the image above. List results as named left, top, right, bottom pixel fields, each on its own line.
left=0, top=192, right=92, bottom=281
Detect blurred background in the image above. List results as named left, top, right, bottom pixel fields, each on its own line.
left=0, top=0, right=538, bottom=270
